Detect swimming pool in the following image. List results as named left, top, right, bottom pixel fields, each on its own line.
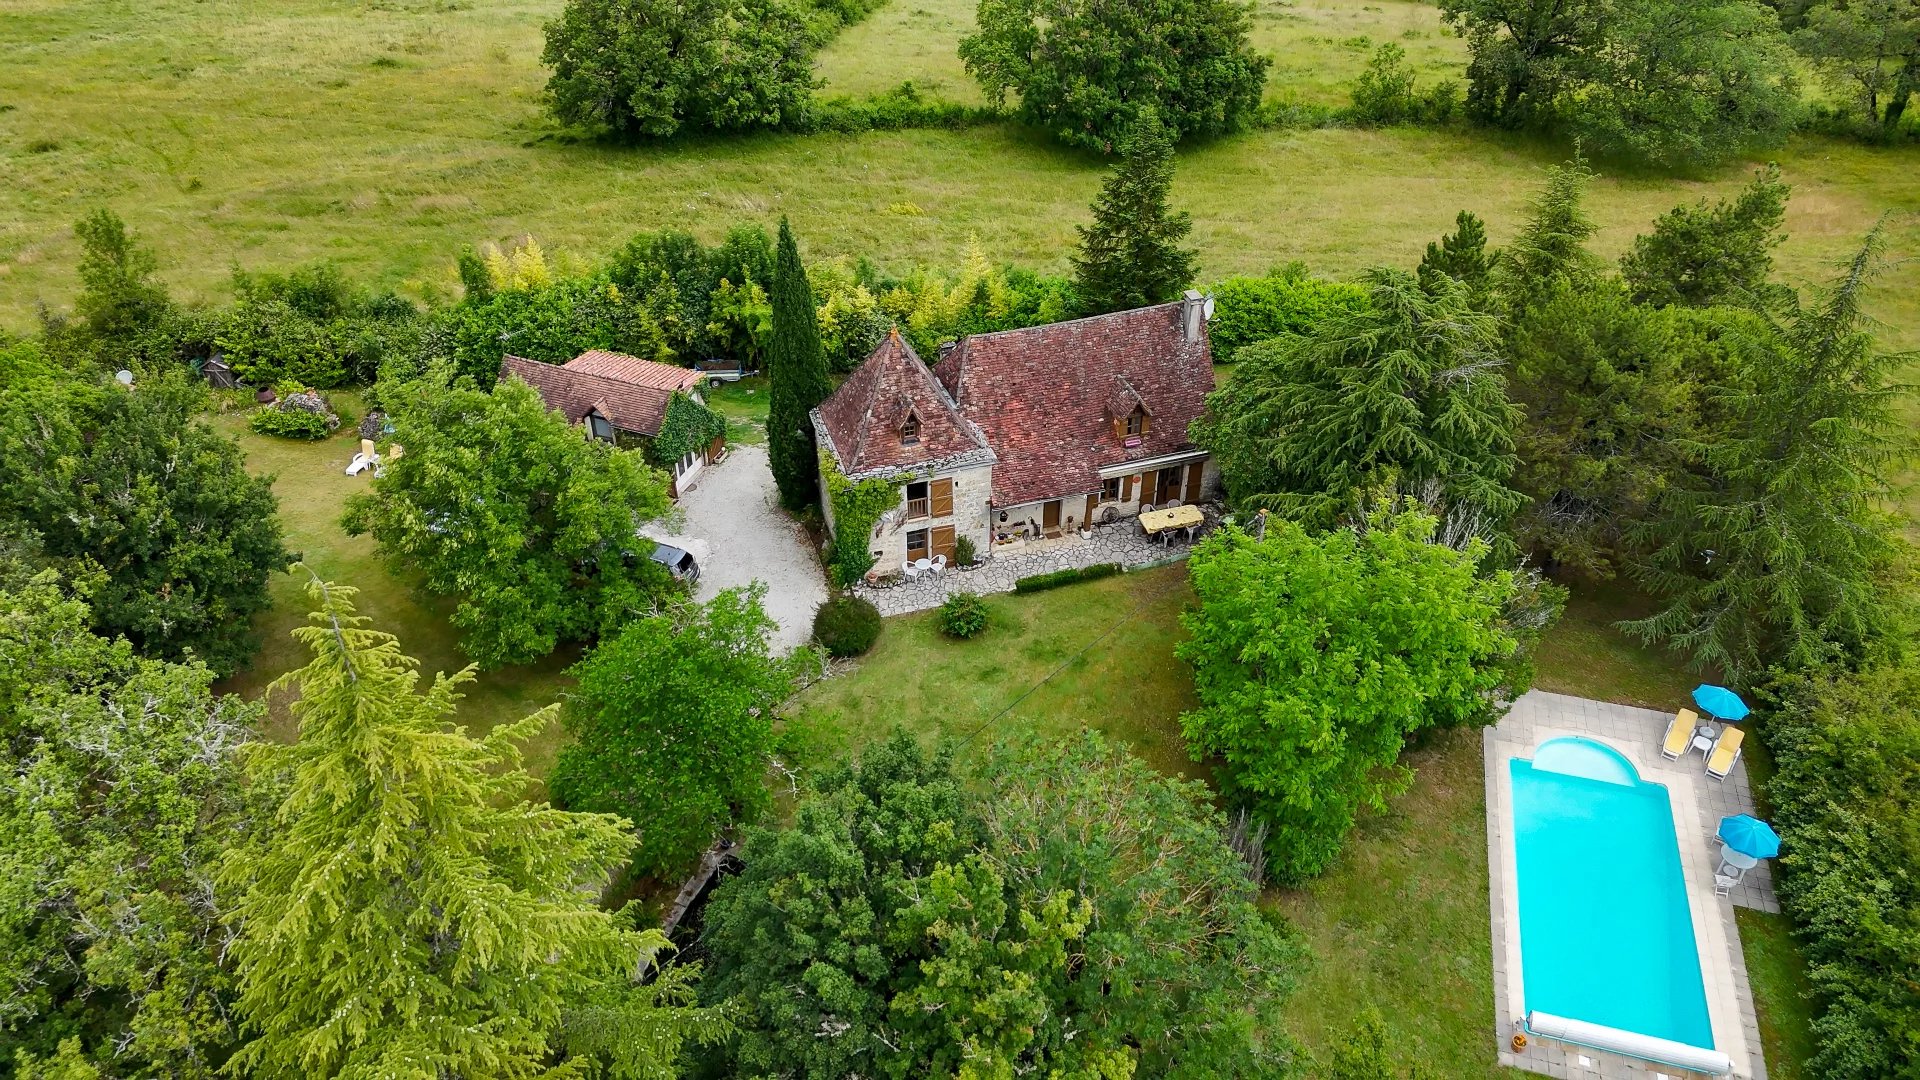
left=1509, top=737, right=1714, bottom=1050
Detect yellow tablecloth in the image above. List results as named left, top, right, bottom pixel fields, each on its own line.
left=1138, top=504, right=1204, bottom=534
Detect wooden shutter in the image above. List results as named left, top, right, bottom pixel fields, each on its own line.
left=1085, top=494, right=1098, bottom=524
left=1185, top=461, right=1204, bottom=503
left=931, top=525, right=957, bottom=562
left=930, top=477, right=954, bottom=517
left=1121, top=475, right=1134, bottom=502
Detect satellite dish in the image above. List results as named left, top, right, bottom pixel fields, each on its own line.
left=114, top=369, right=134, bottom=386
left=1202, top=295, right=1216, bottom=320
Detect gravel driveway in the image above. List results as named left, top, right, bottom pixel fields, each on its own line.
left=657, top=445, right=827, bottom=652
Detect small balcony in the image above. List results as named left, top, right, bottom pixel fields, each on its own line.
left=906, top=497, right=930, bottom=519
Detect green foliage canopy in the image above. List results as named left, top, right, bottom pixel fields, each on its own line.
left=0, top=372, right=289, bottom=676
left=702, top=730, right=1301, bottom=1077
left=1624, top=229, right=1912, bottom=677
left=1070, top=114, right=1200, bottom=315
left=1196, top=267, right=1524, bottom=542
left=1178, top=511, right=1531, bottom=882
left=0, top=564, right=258, bottom=1077
left=767, top=219, right=833, bottom=510
left=1206, top=269, right=1372, bottom=358
left=340, top=376, right=676, bottom=668
left=542, top=0, right=814, bottom=137
left=1620, top=164, right=1791, bottom=309
left=549, top=586, right=791, bottom=881
left=960, top=0, right=1268, bottom=150
left=220, top=573, right=731, bottom=1078
left=1762, top=659, right=1920, bottom=1079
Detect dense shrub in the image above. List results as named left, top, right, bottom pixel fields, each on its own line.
left=1349, top=44, right=1459, bottom=126
left=216, top=263, right=423, bottom=388
left=953, top=534, right=978, bottom=567
left=1206, top=270, right=1372, bottom=358
left=812, top=593, right=882, bottom=657
left=801, top=83, right=1004, bottom=135
left=1012, top=562, right=1122, bottom=594
left=1761, top=661, right=1920, bottom=1078
left=936, top=591, right=989, bottom=638
left=248, top=404, right=334, bottom=440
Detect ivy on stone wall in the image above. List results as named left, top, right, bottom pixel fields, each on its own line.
left=821, top=451, right=900, bottom=587
left=648, top=391, right=728, bottom=470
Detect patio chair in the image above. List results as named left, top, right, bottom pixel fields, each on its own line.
left=1140, top=502, right=1155, bottom=514
left=1661, top=708, right=1699, bottom=761
left=903, top=560, right=921, bottom=580
left=1714, top=874, right=1738, bottom=898
left=1706, top=726, right=1745, bottom=781
left=931, top=554, right=947, bottom=572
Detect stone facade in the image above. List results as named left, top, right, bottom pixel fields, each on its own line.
left=863, top=461, right=995, bottom=572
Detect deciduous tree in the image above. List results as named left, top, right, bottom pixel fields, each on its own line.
left=0, top=562, right=257, bottom=1077
left=703, top=730, right=1300, bottom=1077
left=961, top=0, right=1268, bottom=150
left=70, top=209, right=171, bottom=345
left=340, top=376, right=675, bottom=668
left=542, top=0, right=814, bottom=137
left=221, top=573, right=730, bottom=1078
left=1070, top=113, right=1199, bottom=315
left=766, top=218, right=832, bottom=510
left=1792, top=0, right=1920, bottom=134
left=550, top=586, right=791, bottom=881
left=1178, top=509, right=1529, bottom=881
left=0, top=372, right=288, bottom=676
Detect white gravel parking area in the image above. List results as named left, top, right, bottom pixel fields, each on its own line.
left=656, top=445, right=828, bottom=653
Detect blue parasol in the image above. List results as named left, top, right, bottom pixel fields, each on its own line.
left=1718, top=814, right=1781, bottom=859
left=1692, top=684, right=1750, bottom=722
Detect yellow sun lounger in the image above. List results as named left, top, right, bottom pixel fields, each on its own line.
left=1707, top=726, right=1745, bottom=780
left=1662, top=708, right=1699, bottom=760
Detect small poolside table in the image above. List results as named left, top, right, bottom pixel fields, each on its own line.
left=1690, top=734, right=1714, bottom=757
left=1139, top=505, right=1204, bottom=546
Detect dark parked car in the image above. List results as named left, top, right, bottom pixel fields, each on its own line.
left=649, top=542, right=701, bottom=583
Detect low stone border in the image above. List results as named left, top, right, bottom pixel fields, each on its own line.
left=852, top=518, right=1203, bottom=616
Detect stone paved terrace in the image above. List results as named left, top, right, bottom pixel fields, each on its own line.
left=853, top=517, right=1204, bottom=616
left=1487, top=691, right=1776, bottom=1080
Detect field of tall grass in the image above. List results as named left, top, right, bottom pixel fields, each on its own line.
left=4, top=0, right=1916, bottom=354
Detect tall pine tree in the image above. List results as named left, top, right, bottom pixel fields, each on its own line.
left=1416, top=210, right=1491, bottom=297
left=766, top=218, right=832, bottom=510
left=1625, top=228, right=1913, bottom=678
left=221, top=571, right=729, bottom=1078
left=1070, top=111, right=1199, bottom=315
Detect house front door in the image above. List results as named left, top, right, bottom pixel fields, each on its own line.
left=906, top=528, right=931, bottom=563
left=1042, top=500, right=1062, bottom=535
left=1157, top=468, right=1183, bottom=504
left=931, top=525, right=956, bottom=562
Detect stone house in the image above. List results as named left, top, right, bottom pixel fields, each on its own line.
left=499, top=350, right=724, bottom=496
left=813, top=294, right=1218, bottom=572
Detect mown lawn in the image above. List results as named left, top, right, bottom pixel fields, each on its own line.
left=207, top=398, right=573, bottom=789
left=1736, top=908, right=1822, bottom=1080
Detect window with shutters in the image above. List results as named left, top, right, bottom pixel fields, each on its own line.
left=929, top=477, right=953, bottom=518
left=1124, top=408, right=1145, bottom=437
left=906, top=480, right=930, bottom=519
left=1101, top=477, right=1122, bottom=502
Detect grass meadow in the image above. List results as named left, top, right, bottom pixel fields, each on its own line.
left=9, top=0, right=1854, bottom=1070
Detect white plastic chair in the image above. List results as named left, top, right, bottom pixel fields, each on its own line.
left=931, top=554, right=947, bottom=572
left=903, top=560, right=921, bottom=580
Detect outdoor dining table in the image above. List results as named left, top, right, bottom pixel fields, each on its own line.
left=1139, top=504, right=1204, bottom=546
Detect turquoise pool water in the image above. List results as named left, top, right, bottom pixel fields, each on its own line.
left=1510, top=737, right=1714, bottom=1049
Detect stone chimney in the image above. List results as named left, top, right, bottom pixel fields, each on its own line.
left=936, top=340, right=958, bottom=360
left=1181, top=289, right=1206, bottom=343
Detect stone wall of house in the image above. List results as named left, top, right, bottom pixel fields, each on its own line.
left=867, top=462, right=994, bottom=569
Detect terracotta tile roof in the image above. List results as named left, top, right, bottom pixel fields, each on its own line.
left=934, top=301, right=1213, bottom=506
left=563, top=350, right=705, bottom=393
left=499, top=354, right=686, bottom=437
left=815, top=330, right=992, bottom=477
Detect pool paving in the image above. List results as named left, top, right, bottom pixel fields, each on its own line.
left=1486, top=691, right=1774, bottom=1080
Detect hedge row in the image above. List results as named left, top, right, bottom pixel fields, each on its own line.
left=1012, top=563, right=1123, bottom=594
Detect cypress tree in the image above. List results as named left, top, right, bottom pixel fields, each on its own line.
left=767, top=217, right=832, bottom=510
left=221, top=571, right=729, bottom=1077
left=1070, top=111, right=1199, bottom=316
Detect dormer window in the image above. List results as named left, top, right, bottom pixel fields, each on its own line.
left=900, top=412, right=921, bottom=445
left=1124, top=408, right=1145, bottom=438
